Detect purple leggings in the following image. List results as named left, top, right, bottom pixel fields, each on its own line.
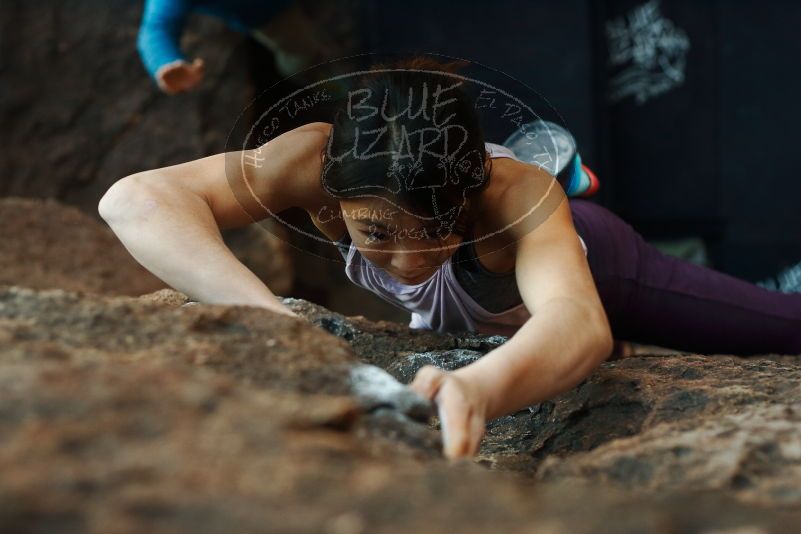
left=569, top=199, right=801, bottom=355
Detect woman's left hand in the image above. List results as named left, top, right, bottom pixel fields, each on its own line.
left=409, top=365, right=489, bottom=460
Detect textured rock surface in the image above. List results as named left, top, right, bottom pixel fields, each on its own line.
left=0, top=197, right=293, bottom=297
left=533, top=356, right=801, bottom=506
left=2, top=284, right=801, bottom=532
left=1, top=286, right=355, bottom=398
left=283, top=293, right=801, bottom=492
left=0, top=197, right=166, bottom=296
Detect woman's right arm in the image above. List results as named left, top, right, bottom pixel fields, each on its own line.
left=98, top=124, right=329, bottom=317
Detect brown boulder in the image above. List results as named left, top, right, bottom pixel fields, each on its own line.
left=0, top=197, right=294, bottom=299
left=0, top=197, right=165, bottom=296
left=1, top=284, right=800, bottom=532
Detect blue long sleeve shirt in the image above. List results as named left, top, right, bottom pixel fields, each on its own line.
left=137, top=0, right=292, bottom=79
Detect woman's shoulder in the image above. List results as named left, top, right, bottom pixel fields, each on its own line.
left=472, top=155, right=565, bottom=249
left=283, top=122, right=332, bottom=173
left=292, top=121, right=333, bottom=137
left=276, top=122, right=334, bottom=210
left=282, top=122, right=347, bottom=241
left=280, top=122, right=332, bottom=170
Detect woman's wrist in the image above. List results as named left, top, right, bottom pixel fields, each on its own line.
left=453, top=337, right=560, bottom=421
left=451, top=354, right=512, bottom=421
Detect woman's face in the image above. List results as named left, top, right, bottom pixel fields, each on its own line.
left=340, top=197, right=463, bottom=285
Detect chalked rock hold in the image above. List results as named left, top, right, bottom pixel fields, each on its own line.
left=503, top=120, right=600, bottom=198
left=348, top=364, right=434, bottom=422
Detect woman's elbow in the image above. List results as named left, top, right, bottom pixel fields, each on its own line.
left=98, top=173, right=152, bottom=223
left=590, top=309, right=615, bottom=363
left=554, top=306, right=615, bottom=389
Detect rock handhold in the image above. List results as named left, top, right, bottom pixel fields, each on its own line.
left=348, top=363, right=434, bottom=422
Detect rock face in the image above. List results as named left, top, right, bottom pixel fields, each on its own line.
left=0, top=197, right=293, bottom=298
left=533, top=356, right=801, bottom=507
left=0, top=197, right=166, bottom=296
left=0, top=1, right=251, bottom=215
left=3, top=284, right=801, bottom=532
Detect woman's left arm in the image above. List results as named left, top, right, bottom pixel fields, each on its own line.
left=410, top=173, right=614, bottom=459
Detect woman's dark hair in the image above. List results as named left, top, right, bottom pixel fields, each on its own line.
left=320, top=56, right=492, bottom=238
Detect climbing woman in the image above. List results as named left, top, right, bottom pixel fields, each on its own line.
left=98, top=56, right=801, bottom=461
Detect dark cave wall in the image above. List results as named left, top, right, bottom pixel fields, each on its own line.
left=0, top=1, right=252, bottom=215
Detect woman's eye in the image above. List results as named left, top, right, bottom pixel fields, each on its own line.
left=364, top=231, right=387, bottom=241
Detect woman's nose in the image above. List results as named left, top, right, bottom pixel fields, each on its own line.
left=390, top=249, right=429, bottom=273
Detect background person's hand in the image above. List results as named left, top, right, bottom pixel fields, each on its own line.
left=155, top=58, right=205, bottom=94
left=409, top=365, right=488, bottom=460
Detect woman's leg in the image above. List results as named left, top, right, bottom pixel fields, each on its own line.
left=568, top=199, right=801, bottom=356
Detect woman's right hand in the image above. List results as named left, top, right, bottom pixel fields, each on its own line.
left=156, top=58, right=205, bottom=94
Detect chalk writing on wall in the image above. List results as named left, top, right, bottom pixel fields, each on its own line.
left=606, top=0, right=691, bottom=105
